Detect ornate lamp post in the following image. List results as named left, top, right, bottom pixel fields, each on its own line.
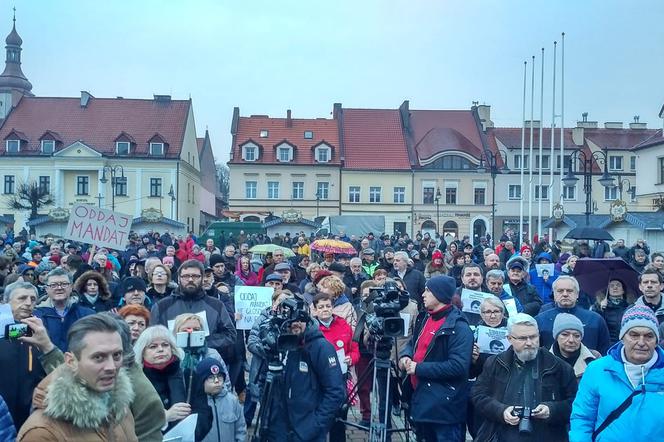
left=477, top=149, right=510, bottom=244
left=99, top=165, right=125, bottom=211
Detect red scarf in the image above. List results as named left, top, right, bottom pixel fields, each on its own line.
left=411, top=305, right=452, bottom=388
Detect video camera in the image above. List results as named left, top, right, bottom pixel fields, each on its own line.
left=364, top=281, right=410, bottom=338
left=259, top=297, right=310, bottom=356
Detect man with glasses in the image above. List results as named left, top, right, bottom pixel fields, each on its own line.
left=260, top=248, right=286, bottom=283
left=151, top=259, right=237, bottom=362
left=472, top=313, right=577, bottom=441
left=34, top=268, right=94, bottom=351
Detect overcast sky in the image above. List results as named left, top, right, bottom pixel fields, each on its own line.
left=12, top=0, right=664, bottom=163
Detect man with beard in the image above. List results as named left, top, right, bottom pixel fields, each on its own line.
left=480, top=253, right=502, bottom=275
left=472, top=313, right=577, bottom=442
left=151, top=260, right=236, bottom=360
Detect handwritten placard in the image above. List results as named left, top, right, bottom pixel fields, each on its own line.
left=64, top=204, right=132, bottom=250
left=235, top=286, right=274, bottom=330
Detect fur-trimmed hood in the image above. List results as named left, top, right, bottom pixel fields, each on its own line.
left=35, top=365, right=134, bottom=429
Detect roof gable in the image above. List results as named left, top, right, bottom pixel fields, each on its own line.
left=53, top=141, right=102, bottom=158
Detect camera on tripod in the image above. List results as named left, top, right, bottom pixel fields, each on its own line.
left=511, top=406, right=533, bottom=434
left=259, top=297, right=310, bottom=356
left=364, top=281, right=410, bottom=338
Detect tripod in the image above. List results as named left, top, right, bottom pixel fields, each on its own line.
left=341, top=337, right=412, bottom=442
left=252, top=358, right=285, bottom=442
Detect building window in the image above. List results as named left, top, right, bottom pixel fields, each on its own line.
left=245, top=181, right=257, bottom=199
left=563, top=185, right=576, bottom=200
left=149, top=178, right=162, bottom=197
left=38, top=176, right=50, bottom=194
left=267, top=181, right=280, bottom=199
left=277, top=146, right=292, bottom=162
left=242, top=145, right=257, bottom=161
left=5, top=139, right=19, bottom=153
left=3, top=175, right=15, bottom=194
left=535, top=185, right=549, bottom=201
left=304, top=131, right=313, bottom=139
left=423, top=186, right=434, bottom=204
left=556, top=154, right=572, bottom=170
left=445, top=186, right=457, bottom=204
left=369, top=186, right=382, bottom=203
left=315, top=146, right=330, bottom=163
left=116, top=141, right=130, bottom=155
left=514, top=154, right=529, bottom=170
left=317, top=182, right=329, bottom=200
left=348, top=186, right=360, bottom=203
left=474, top=188, right=486, bottom=205
left=292, top=182, right=304, bottom=200
left=604, top=186, right=618, bottom=201
left=150, top=143, right=164, bottom=156
left=660, top=158, right=664, bottom=184
left=630, top=155, right=637, bottom=171
left=259, top=129, right=269, bottom=138
left=76, top=176, right=89, bottom=195
left=630, top=186, right=637, bottom=202
left=113, top=177, right=128, bottom=197
left=393, top=186, right=405, bottom=203
left=536, top=154, right=550, bottom=170
left=609, top=155, right=623, bottom=171
left=41, top=140, right=55, bottom=154
left=508, top=184, right=521, bottom=200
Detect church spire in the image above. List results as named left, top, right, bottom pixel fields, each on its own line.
left=0, top=8, right=33, bottom=96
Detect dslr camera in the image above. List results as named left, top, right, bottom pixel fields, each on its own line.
left=511, top=406, right=533, bottom=434
left=364, top=281, right=410, bottom=338
left=259, top=297, right=310, bottom=356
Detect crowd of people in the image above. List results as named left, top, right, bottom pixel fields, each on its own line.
left=0, top=227, right=662, bottom=441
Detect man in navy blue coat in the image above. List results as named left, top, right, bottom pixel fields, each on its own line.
left=399, top=275, right=474, bottom=442
left=535, top=275, right=611, bottom=354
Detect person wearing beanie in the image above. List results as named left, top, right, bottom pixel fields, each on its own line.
left=424, top=249, right=447, bottom=280
left=550, top=313, right=599, bottom=380
left=570, top=303, right=664, bottom=440
left=399, top=276, right=473, bottom=441
left=528, top=252, right=560, bottom=304
left=195, top=357, right=246, bottom=442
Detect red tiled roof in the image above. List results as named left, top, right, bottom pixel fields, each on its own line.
left=490, top=127, right=575, bottom=149
left=632, top=129, right=664, bottom=151
left=584, top=128, right=659, bottom=150
left=196, top=137, right=205, bottom=154
left=230, top=116, right=339, bottom=165
left=408, top=110, right=484, bottom=162
left=341, top=108, right=410, bottom=170
left=0, top=96, right=190, bottom=158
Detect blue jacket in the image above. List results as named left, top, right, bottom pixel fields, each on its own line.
left=535, top=305, right=611, bottom=355
left=529, top=252, right=559, bottom=303
left=0, top=394, right=16, bottom=442
left=400, top=306, right=474, bottom=425
left=570, top=343, right=664, bottom=441
left=34, top=302, right=95, bottom=351
left=268, top=324, right=346, bottom=442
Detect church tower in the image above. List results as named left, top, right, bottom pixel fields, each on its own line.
left=0, top=10, right=33, bottom=119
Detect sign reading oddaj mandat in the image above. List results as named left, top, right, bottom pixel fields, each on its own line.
left=235, top=286, right=274, bottom=330
left=64, top=204, right=133, bottom=250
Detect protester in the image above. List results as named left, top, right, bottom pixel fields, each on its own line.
left=73, top=270, right=114, bottom=312
left=505, top=258, right=543, bottom=316
left=485, top=269, right=523, bottom=315
left=390, top=251, right=426, bottom=307
left=118, top=276, right=151, bottom=309
left=635, top=268, right=664, bottom=323
left=118, top=304, right=150, bottom=344
left=343, top=257, right=368, bottom=299
left=316, top=275, right=358, bottom=330
left=425, top=249, right=447, bottom=279
left=550, top=313, right=599, bottom=381
left=146, top=264, right=174, bottom=302
left=235, top=255, right=259, bottom=286
left=529, top=252, right=559, bottom=304
left=591, top=279, right=633, bottom=345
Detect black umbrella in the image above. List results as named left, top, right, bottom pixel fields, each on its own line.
left=564, top=227, right=613, bottom=241
left=573, top=258, right=640, bottom=301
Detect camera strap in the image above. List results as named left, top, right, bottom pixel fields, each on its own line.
left=352, top=311, right=367, bottom=343
left=591, top=385, right=644, bottom=441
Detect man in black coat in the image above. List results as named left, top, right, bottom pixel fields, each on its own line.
left=505, top=259, right=542, bottom=316
left=399, top=275, right=473, bottom=442
left=390, top=251, right=426, bottom=308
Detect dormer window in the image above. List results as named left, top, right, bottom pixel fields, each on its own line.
left=277, top=145, right=293, bottom=162
left=304, top=130, right=314, bottom=139
left=315, top=145, right=331, bottom=163
left=116, top=141, right=130, bottom=155
left=41, top=140, right=55, bottom=154
left=259, top=129, right=269, bottom=138
left=150, top=142, right=164, bottom=156
left=5, top=139, right=19, bottom=153
left=243, top=145, right=257, bottom=161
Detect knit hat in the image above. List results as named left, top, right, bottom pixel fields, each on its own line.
left=425, top=275, right=456, bottom=304
left=552, top=313, right=584, bottom=339
left=520, top=245, right=532, bottom=254
left=121, top=277, right=147, bottom=294
left=195, top=357, right=226, bottom=380
left=209, top=254, right=225, bottom=267
left=619, top=304, right=660, bottom=340
left=312, top=270, right=333, bottom=285
left=383, top=247, right=395, bottom=254
left=432, top=250, right=443, bottom=261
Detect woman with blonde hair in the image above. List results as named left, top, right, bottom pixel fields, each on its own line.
left=147, top=264, right=173, bottom=302
left=317, top=275, right=358, bottom=330
left=74, top=269, right=114, bottom=312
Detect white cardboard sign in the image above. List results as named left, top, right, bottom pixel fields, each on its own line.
left=64, top=204, right=132, bottom=250
left=235, top=286, right=274, bottom=330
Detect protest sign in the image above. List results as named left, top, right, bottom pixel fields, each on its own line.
left=163, top=413, right=198, bottom=442
left=503, top=298, right=518, bottom=318
left=461, top=288, right=490, bottom=314
left=235, top=286, right=274, bottom=330
left=64, top=204, right=132, bottom=250
left=535, top=263, right=555, bottom=278
left=476, top=325, right=510, bottom=354
left=167, top=310, right=210, bottom=337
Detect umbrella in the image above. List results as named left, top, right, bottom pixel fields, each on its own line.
left=564, top=227, right=613, bottom=241
left=573, top=258, right=640, bottom=301
left=310, top=239, right=357, bottom=255
left=248, top=244, right=295, bottom=257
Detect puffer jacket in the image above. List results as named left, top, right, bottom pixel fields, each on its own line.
left=201, top=390, right=247, bottom=442
left=570, top=343, right=664, bottom=441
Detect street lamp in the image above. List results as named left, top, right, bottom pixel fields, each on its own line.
left=168, top=184, right=176, bottom=219
left=615, top=176, right=636, bottom=201
left=562, top=149, right=615, bottom=226
left=99, top=165, right=125, bottom=211
left=315, top=191, right=321, bottom=218
left=476, top=149, right=510, bottom=245
left=434, top=188, right=441, bottom=237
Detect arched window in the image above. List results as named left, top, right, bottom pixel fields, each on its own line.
left=425, top=155, right=475, bottom=170
left=443, top=221, right=459, bottom=238
left=243, top=215, right=261, bottom=222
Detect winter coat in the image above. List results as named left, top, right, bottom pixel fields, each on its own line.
left=550, top=342, right=598, bottom=381
left=389, top=267, right=427, bottom=307
left=343, top=272, right=367, bottom=299
left=247, top=307, right=271, bottom=400
left=400, top=306, right=474, bottom=425
left=424, top=262, right=446, bottom=280
left=472, top=347, right=578, bottom=442
left=17, top=366, right=138, bottom=441
left=635, top=295, right=664, bottom=324
left=235, top=269, right=259, bottom=286
left=332, top=294, right=358, bottom=330
left=591, top=299, right=630, bottom=345
left=77, top=293, right=115, bottom=313
left=317, top=316, right=360, bottom=366
left=529, top=252, right=559, bottom=303
left=505, top=279, right=543, bottom=316
left=34, top=299, right=95, bottom=351
left=535, top=305, right=611, bottom=355
left=201, top=390, right=247, bottom=442
left=570, top=343, right=664, bottom=442
left=0, top=394, right=15, bottom=442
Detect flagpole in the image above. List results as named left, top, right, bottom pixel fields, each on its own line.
left=560, top=32, right=566, bottom=206
left=519, top=60, right=527, bottom=247
left=537, top=47, right=545, bottom=239
left=549, top=41, right=557, bottom=241
left=528, top=55, right=535, bottom=244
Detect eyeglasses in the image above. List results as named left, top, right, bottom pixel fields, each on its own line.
left=510, top=334, right=539, bottom=343
left=152, top=271, right=167, bottom=277
left=180, top=274, right=202, bottom=280
left=47, top=282, right=71, bottom=289
left=481, top=309, right=502, bottom=316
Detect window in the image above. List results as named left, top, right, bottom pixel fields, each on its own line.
left=315, top=146, right=330, bottom=163
left=76, top=176, right=89, bottom=195
left=536, top=154, right=550, bottom=170
left=508, top=184, right=521, bottom=200
left=149, top=178, right=162, bottom=197
left=440, top=155, right=474, bottom=170
left=514, top=154, right=529, bottom=170
left=535, top=185, right=549, bottom=201
left=5, top=140, right=19, bottom=153
left=38, top=176, right=50, bottom=194
left=660, top=158, right=664, bottom=184
left=445, top=186, right=457, bottom=204
left=609, top=155, right=623, bottom=171
left=423, top=186, right=435, bottom=204
left=369, top=186, right=382, bottom=203
left=150, top=143, right=164, bottom=156
left=304, top=131, right=313, bottom=139
left=317, top=182, right=329, bottom=200
left=3, top=175, right=15, bottom=194
left=556, top=154, right=572, bottom=170
left=348, top=186, right=360, bottom=203
left=563, top=185, right=576, bottom=201
left=245, top=181, right=257, bottom=199
left=393, top=187, right=405, bottom=203
left=292, top=182, right=304, bottom=200
left=242, top=144, right=257, bottom=161
left=474, top=188, right=486, bottom=205
left=630, top=155, right=637, bottom=171
left=604, top=186, right=618, bottom=201
left=116, top=142, right=130, bottom=155
left=259, top=130, right=269, bottom=138
left=113, top=177, right=128, bottom=197
left=41, top=140, right=55, bottom=154
left=629, top=186, right=637, bottom=202
left=277, top=146, right=292, bottom=162
left=267, top=181, right=280, bottom=199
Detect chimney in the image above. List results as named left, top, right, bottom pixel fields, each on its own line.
left=153, top=94, right=171, bottom=103
left=524, top=120, right=541, bottom=129
left=230, top=107, right=240, bottom=135
left=399, top=100, right=411, bottom=133
left=286, top=109, right=292, bottom=128
left=572, top=126, right=584, bottom=146
left=333, top=103, right=342, bottom=120
left=80, top=91, right=93, bottom=108
left=576, top=112, right=598, bottom=128
left=604, top=122, right=623, bottom=129
left=629, top=115, right=647, bottom=129
left=476, top=104, right=494, bottom=130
